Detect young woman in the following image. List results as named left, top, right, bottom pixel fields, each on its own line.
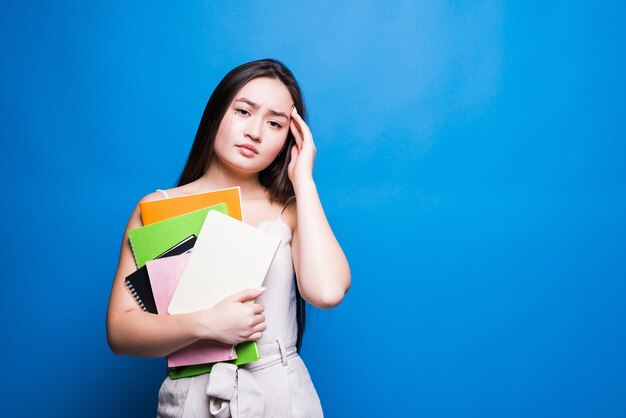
left=106, top=59, right=351, bottom=417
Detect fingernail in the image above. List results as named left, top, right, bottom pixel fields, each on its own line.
left=257, top=287, right=267, bottom=292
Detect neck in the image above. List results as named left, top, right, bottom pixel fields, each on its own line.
left=197, top=159, right=267, bottom=199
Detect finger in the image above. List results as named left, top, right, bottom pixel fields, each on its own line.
left=287, top=145, right=300, bottom=179
left=249, top=322, right=267, bottom=335
left=290, top=110, right=304, bottom=136
left=250, top=303, right=265, bottom=315
left=290, top=117, right=315, bottom=157
left=252, top=322, right=267, bottom=333
left=290, top=107, right=305, bottom=135
left=252, top=314, right=266, bottom=326
left=290, top=120, right=303, bottom=150
left=289, top=144, right=299, bottom=163
left=230, top=287, right=266, bottom=303
left=291, top=108, right=313, bottom=140
left=288, top=145, right=299, bottom=177
left=249, top=331, right=263, bottom=341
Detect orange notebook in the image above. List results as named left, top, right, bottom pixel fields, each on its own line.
left=140, top=187, right=243, bottom=225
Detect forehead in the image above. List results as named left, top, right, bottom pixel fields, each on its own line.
left=234, top=77, right=293, bottom=110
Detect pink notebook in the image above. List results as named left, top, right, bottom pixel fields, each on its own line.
left=146, top=253, right=236, bottom=367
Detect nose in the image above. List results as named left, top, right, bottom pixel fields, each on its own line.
left=245, top=117, right=263, bottom=143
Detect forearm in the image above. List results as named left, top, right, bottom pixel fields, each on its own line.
left=294, top=179, right=351, bottom=308
left=107, top=309, right=203, bottom=358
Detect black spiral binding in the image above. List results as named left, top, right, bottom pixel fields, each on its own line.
left=125, top=279, right=147, bottom=311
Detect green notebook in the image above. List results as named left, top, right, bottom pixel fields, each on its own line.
left=168, top=341, right=260, bottom=380
left=128, top=202, right=259, bottom=379
left=128, top=203, right=228, bottom=268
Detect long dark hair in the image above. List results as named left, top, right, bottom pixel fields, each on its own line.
left=177, top=59, right=308, bottom=351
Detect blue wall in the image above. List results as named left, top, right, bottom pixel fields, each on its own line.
left=2, top=1, right=625, bottom=417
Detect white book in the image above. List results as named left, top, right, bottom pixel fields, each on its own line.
left=168, top=210, right=281, bottom=314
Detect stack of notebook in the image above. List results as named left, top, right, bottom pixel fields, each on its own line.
left=124, top=186, right=281, bottom=380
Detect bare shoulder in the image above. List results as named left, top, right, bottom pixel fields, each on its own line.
left=139, top=183, right=197, bottom=204
left=130, top=188, right=178, bottom=225
left=139, top=190, right=168, bottom=204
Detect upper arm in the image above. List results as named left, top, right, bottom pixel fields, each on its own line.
left=106, top=192, right=165, bottom=335
left=282, top=202, right=305, bottom=296
left=282, top=198, right=351, bottom=309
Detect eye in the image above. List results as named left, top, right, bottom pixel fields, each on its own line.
left=235, top=108, right=250, bottom=117
left=268, top=120, right=283, bottom=129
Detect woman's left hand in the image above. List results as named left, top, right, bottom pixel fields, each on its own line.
left=288, top=106, right=316, bottom=189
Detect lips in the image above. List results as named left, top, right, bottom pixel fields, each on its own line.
left=236, top=144, right=258, bottom=154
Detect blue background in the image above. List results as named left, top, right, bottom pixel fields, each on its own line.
left=2, top=1, right=625, bottom=417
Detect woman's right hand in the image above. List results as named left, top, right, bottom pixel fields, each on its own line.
left=193, top=287, right=267, bottom=345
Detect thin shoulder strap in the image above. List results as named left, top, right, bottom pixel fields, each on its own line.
left=156, top=189, right=170, bottom=198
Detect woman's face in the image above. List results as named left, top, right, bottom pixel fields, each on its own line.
left=213, top=77, right=293, bottom=174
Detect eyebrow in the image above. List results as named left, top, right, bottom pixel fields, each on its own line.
left=235, top=97, right=289, bottom=120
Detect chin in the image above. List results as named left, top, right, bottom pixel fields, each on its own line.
left=223, top=155, right=273, bottom=175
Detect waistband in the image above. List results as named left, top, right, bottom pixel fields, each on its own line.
left=241, top=336, right=298, bottom=372
left=204, top=336, right=298, bottom=417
